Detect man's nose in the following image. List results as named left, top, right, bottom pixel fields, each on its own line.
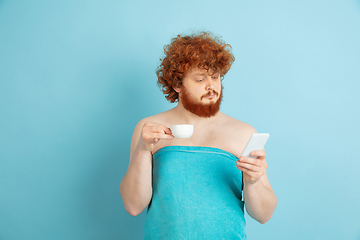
left=205, top=77, right=214, bottom=91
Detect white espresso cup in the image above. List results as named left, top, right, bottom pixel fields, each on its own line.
left=170, top=124, right=194, bottom=138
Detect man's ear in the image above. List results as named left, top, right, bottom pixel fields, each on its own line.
left=173, top=86, right=181, bottom=93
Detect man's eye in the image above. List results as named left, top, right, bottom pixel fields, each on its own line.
left=212, top=75, right=219, bottom=79
left=196, top=79, right=204, bottom=82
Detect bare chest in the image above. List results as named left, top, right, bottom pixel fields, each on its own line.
left=152, top=125, right=249, bottom=159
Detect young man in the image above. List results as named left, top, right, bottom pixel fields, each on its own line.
left=120, top=32, right=277, bottom=239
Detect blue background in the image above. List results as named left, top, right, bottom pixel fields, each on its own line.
left=1, top=0, right=360, bottom=239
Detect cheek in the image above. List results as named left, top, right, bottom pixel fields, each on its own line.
left=216, top=82, right=223, bottom=92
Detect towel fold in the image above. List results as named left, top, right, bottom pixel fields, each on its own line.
left=144, top=146, right=246, bottom=240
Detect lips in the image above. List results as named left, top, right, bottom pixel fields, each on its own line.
left=201, top=91, right=218, bottom=100
left=204, top=94, right=215, bottom=98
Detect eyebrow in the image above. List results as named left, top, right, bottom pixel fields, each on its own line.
left=191, top=72, right=219, bottom=77
left=192, top=73, right=207, bottom=77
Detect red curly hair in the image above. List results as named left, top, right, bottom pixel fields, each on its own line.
left=156, top=32, right=235, bottom=103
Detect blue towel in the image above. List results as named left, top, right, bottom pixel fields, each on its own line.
left=144, top=146, right=246, bottom=239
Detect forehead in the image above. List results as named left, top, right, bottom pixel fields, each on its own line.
left=185, top=67, right=217, bottom=77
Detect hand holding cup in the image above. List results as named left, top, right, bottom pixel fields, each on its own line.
left=139, top=121, right=174, bottom=152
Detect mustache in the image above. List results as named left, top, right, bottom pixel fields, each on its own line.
left=201, top=90, right=219, bottom=100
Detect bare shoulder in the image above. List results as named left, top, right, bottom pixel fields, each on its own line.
left=134, top=109, right=174, bottom=130
left=221, top=113, right=257, bottom=135
left=218, top=113, right=258, bottom=158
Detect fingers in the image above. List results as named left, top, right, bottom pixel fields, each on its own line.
left=236, top=156, right=267, bottom=173
left=151, top=132, right=174, bottom=140
left=237, top=153, right=268, bottom=184
left=142, top=122, right=174, bottom=143
left=237, top=156, right=266, bottom=167
left=236, top=160, right=261, bottom=172
left=250, top=150, right=266, bottom=159
left=236, top=164, right=263, bottom=183
left=149, top=124, right=172, bottom=136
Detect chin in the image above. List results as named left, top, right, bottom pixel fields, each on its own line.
left=203, top=98, right=217, bottom=104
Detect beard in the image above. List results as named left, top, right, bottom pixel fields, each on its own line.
left=180, top=86, right=223, bottom=118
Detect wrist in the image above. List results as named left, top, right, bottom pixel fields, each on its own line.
left=244, top=178, right=263, bottom=189
left=136, top=140, right=154, bottom=153
left=134, top=144, right=153, bottom=156
left=129, top=145, right=153, bottom=168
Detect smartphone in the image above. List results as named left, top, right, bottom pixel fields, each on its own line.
left=241, top=133, right=270, bottom=158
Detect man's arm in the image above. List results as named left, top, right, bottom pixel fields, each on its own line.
left=241, top=166, right=277, bottom=224
left=236, top=145, right=277, bottom=223
left=120, top=120, right=173, bottom=216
